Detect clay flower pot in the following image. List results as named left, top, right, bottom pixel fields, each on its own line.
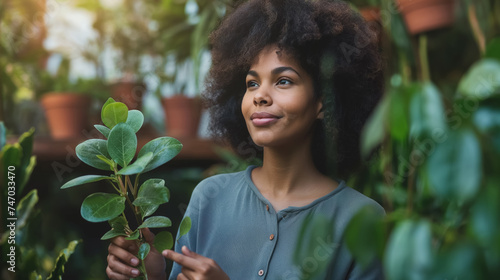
left=111, top=81, right=146, bottom=110
left=41, top=93, right=91, bottom=140
left=162, top=95, right=202, bottom=138
left=360, top=7, right=382, bottom=45
left=397, top=0, right=457, bottom=34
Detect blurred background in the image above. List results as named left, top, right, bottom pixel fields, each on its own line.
left=1, top=0, right=500, bottom=279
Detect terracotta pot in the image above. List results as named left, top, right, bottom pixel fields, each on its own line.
left=360, top=7, right=381, bottom=23
left=41, top=93, right=91, bottom=140
left=162, top=95, right=202, bottom=138
left=360, top=7, right=383, bottom=45
left=397, top=0, right=456, bottom=35
left=111, top=81, right=146, bottom=110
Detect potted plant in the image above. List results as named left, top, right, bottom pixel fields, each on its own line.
left=396, top=0, right=457, bottom=34
left=148, top=0, right=234, bottom=138
left=349, top=0, right=381, bottom=22
left=38, top=57, right=108, bottom=140
left=159, top=58, right=204, bottom=139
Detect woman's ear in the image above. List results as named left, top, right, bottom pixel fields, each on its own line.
left=316, top=101, right=324, bottom=120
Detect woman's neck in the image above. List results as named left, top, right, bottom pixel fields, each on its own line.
left=251, top=139, right=338, bottom=210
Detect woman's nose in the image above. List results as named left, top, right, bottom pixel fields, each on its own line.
left=253, top=87, right=272, bottom=106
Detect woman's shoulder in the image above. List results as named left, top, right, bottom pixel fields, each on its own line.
left=331, top=182, right=386, bottom=217
left=190, top=167, right=252, bottom=200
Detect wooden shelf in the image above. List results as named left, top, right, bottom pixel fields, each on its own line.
left=9, top=125, right=224, bottom=164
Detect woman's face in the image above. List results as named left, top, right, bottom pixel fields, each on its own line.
left=241, top=45, right=323, bottom=149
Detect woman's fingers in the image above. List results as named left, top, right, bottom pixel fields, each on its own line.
left=108, top=242, right=140, bottom=267
left=107, top=237, right=141, bottom=279
left=106, top=265, right=134, bottom=280
left=106, top=254, right=141, bottom=278
left=141, top=227, right=155, bottom=244
left=177, top=273, right=190, bottom=280
left=163, top=248, right=199, bottom=271
left=111, top=236, right=139, bottom=253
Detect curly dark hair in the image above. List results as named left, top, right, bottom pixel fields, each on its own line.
left=203, top=0, right=383, bottom=178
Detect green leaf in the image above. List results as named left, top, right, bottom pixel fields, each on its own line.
left=95, top=124, right=111, bottom=138
left=427, top=128, right=482, bottom=202
left=384, top=220, right=434, bottom=280
left=138, top=216, right=172, bottom=229
left=458, top=59, right=500, bottom=100
left=118, top=152, right=154, bottom=175
left=46, top=240, right=80, bottom=280
left=1, top=144, right=21, bottom=168
left=485, top=37, right=500, bottom=61
left=345, top=206, right=385, bottom=268
left=81, top=193, right=126, bottom=223
left=126, top=110, right=144, bottom=133
left=97, top=155, right=115, bottom=171
left=361, top=93, right=389, bottom=156
left=101, top=228, right=128, bottom=240
left=29, top=272, right=42, bottom=280
left=0, top=122, right=6, bottom=150
left=140, top=204, right=160, bottom=219
left=292, top=214, right=333, bottom=279
left=102, top=102, right=128, bottom=129
left=125, top=230, right=140, bottom=240
left=61, top=175, right=112, bottom=189
left=17, top=189, right=38, bottom=230
left=138, top=243, right=150, bottom=260
left=133, top=179, right=170, bottom=206
left=473, top=104, right=500, bottom=153
left=109, top=215, right=128, bottom=229
left=107, top=123, right=137, bottom=167
left=389, top=87, right=410, bottom=141
left=469, top=182, right=500, bottom=248
left=410, top=82, right=447, bottom=139
left=138, top=137, right=183, bottom=172
left=19, top=156, right=36, bottom=194
left=431, top=242, right=487, bottom=280
left=101, top=215, right=129, bottom=240
left=154, top=231, right=174, bottom=252
left=18, top=127, right=35, bottom=168
left=76, top=139, right=111, bottom=170
left=177, top=216, right=191, bottom=242
left=101, top=97, right=116, bottom=121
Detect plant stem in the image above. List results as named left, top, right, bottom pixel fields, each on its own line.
left=399, top=51, right=411, bottom=85
left=468, top=4, right=486, bottom=55
left=139, top=259, right=148, bottom=280
left=418, top=34, right=430, bottom=82
left=125, top=193, right=142, bottom=227
left=126, top=175, right=135, bottom=196
left=116, top=172, right=142, bottom=227
left=406, top=152, right=416, bottom=214
left=108, top=180, right=122, bottom=194
left=133, top=174, right=141, bottom=196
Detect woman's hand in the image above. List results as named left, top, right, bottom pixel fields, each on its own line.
left=163, top=246, right=230, bottom=280
left=106, top=228, right=166, bottom=280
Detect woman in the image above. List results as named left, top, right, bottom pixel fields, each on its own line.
left=106, top=0, right=384, bottom=279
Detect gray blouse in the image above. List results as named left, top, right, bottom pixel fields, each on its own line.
left=169, top=166, right=385, bottom=280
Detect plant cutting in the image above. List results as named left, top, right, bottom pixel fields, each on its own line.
left=60, top=98, right=191, bottom=279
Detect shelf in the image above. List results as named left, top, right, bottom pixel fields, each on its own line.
left=8, top=125, right=224, bottom=164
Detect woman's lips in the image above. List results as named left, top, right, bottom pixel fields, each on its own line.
left=250, top=112, right=281, bottom=126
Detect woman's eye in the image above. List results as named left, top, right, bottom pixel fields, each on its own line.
left=247, top=81, right=258, bottom=88
left=277, top=79, right=292, bottom=86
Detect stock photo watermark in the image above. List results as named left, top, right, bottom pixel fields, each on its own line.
left=5, top=165, right=17, bottom=273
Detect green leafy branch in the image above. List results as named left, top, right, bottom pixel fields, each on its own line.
left=61, top=98, right=191, bottom=279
